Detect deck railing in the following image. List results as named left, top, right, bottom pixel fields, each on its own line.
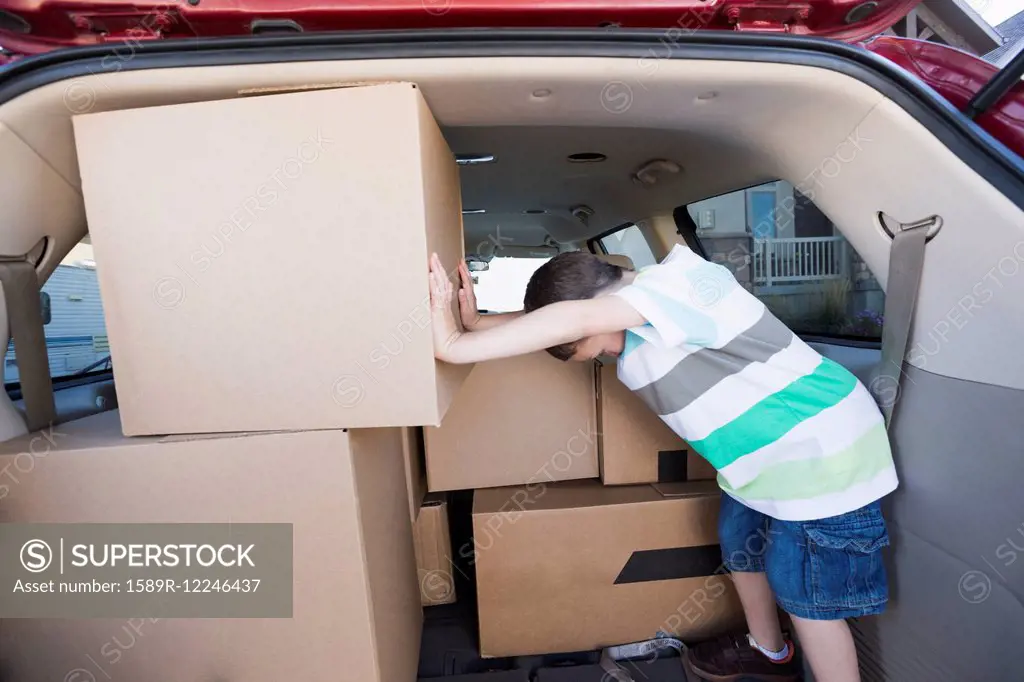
left=752, top=236, right=848, bottom=286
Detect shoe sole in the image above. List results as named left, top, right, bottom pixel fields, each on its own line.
left=685, top=652, right=799, bottom=682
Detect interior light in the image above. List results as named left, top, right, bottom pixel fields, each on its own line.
left=456, top=154, right=496, bottom=166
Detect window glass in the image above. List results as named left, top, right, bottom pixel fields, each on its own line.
left=4, top=238, right=110, bottom=386
left=472, top=256, right=551, bottom=313
left=687, top=181, right=884, bottom=339
left=598, top=224, right=658, bottom=270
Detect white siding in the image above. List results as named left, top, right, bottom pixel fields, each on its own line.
left=5, top=264, right=109, bottom=383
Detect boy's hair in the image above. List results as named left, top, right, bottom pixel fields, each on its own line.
left=523, top=251, right=626, bottom=361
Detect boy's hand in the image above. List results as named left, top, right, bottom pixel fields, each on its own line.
left=429, top=253, right=461, bottom=361
left=458, top=261, right=482, bottom=331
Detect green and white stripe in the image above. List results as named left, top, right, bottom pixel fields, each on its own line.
left=614, top=245, right=897, bottom=521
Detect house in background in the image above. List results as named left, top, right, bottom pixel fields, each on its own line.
left=885, top=0, right=1002, bottom=55
left=688, top=180, right=885, bottom=336
left=985, top=10, right=1024, bottom=67
left=4, top=241, right=109, bottom=385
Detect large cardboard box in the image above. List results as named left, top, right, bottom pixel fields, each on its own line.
left=413, top=493, right=457, bottom=606
left=0, top=411, right=422, bottom=682
left=424, top=353, right=599, bottom=491
left=73, top=82, right=470, bottom=436
left=473, top=481, right=744, bottom=657
left=597, top=362, right=717, bottom=485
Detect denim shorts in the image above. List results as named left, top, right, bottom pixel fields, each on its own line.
left=718, top=493, right=890, bottom=620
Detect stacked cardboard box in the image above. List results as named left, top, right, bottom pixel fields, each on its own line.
left=414, top=493, right=458, bottom=606
left=0, top=83, right=467, bottom=682
left=0, top=412, right=425, bottom=681
left=597, top=360, right=718, bottom=485
left=74, top=82, right=470, bottom=435
left=473, top=481, right=743, bottom=656
left=424, top=352, right=599, bottom=491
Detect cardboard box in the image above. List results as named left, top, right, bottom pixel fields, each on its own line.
left=473, top=481, right=744, bottom=657
left=73, top=82, right=470, bottom=435
left=424, top=353, right=599, bottom=491
left=403, top=427, right=428, bottom=523
left=414, top=493, right=457, bottom=606
left=597, top=362, right=717, bottom=485
left=0, top=411, right=422, bottom=682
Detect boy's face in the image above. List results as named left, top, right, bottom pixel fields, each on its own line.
left=570, top=330, right=626, bottom=362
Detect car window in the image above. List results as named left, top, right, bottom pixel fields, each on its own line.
left=687, top=181, right=885, bottom=340
left=595, top=224, right=658, bottom=270
left=4, top=238, right=110, bottom=388
left=473, top=256, right=552, bottom=313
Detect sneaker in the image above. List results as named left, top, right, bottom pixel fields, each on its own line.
left=686, top=633, right=800, bottom=681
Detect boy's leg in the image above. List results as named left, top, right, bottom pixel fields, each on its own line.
left=731, top=571, right=785, bottom=652
left=766, top=500, right=890, bottom=682
left=687, top=494, right=799, bottom=681
left=789, top=616, right=859, bottom=682
left=715, top=493, right=786, bottom=652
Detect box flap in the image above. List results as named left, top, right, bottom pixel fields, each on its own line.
left=651, top=480, right=721, bottom=498
left=473, top=481, right=663, bottom=516
left=237, top=81, right=412, bottom=97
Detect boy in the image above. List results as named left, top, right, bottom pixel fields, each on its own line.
left=429, top=246, right=896, bottom=682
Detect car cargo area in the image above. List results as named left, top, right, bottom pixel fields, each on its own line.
left=0, top=35, right=1022, bottom=682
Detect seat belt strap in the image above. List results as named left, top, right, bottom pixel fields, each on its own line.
left=0, top=261, right=55, bottom=432
left=872, top=218, right=933, bottom=428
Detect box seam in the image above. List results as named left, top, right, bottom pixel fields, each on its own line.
left=348, top=454, right=384, bottom=682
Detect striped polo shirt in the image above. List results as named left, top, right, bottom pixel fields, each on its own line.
left=613, top=244, right=898, bottom=521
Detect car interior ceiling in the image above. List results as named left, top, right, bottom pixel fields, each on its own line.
left=1, top=51, right=1024, bottom=679
left=3, top=56, right=1021, bottom=385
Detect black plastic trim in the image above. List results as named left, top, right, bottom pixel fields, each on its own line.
left=586, top=221, right=636, bottom=255
left=0, top=29, right=1021, bottom=205
left=4, top=368, right=113, bottom=401
left=966, top=45, right=1024, bottom=120
left=800, top=333, right=882, bottom=349
left=672, top=205, right=711, bottom=260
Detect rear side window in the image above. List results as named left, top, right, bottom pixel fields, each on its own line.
left=4, top=238, right=110, bottom=390
left=687, top=181, right=884, bottom=340
left=473, top=256, right=551, bottom=313
left=593, top=224, right=658, bottom=270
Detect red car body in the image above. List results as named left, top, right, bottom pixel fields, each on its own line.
left=1, top=0, right=1021, bottom=157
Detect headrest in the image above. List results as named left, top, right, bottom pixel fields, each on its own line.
left=593, top=253, right=635, bottom=270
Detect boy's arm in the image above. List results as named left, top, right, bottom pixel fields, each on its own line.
left=441, top=298, right=643, bottom=363
left=430, top=253, right=644, bottom=363
left=471, top=311, right=524, bottom=330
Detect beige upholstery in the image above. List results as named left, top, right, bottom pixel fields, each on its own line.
left=0, top=55, right=1022, bottom=389
left=593, top=254, right=636, bottom=270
